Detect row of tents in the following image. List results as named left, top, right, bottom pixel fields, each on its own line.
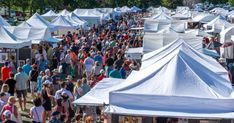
left=143, top=6, right=234, bottom=59
left=73, top=38, right=234, bottom=119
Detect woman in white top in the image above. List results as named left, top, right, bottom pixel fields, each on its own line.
left=73, top=79, right=83, bottom=100
left=30, top=97, right=45, bottom=123
left=1, top=84, right=11, bottom=100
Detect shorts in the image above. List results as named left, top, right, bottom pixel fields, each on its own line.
left=16, top=90, right=27, bottom=98
left=30, top=81, right=37, bottom=92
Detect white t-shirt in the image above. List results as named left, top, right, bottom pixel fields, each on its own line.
left=55, top=88, right=74, bottom=100
left=30, top=106, right=45, bottom=122
left=84, top=57, right=94, bottom=72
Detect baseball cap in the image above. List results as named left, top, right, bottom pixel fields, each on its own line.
left=3, top=110, right=11, bottom=117
left=44, top=80, right=52, bottom=85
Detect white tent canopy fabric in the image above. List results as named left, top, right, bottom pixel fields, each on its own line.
left=192, top=13, right=216, bottom=23
left=73, top=78, right=124, bottom=106
left=143, top=30, right=202, bottom=53
left=106, top=38, right=234, bottom=119
left=130, top=6, right=142, bottom=12
left=5, top=26, right=52, bottom=43
left=41, top=10, right=57, bottom=18
left=26, top=13, right=56, bottom=31
left=68, top=13, right=88, bottom=29
left=51, top=15, right=75, bottom=29
left=150, top=12, right=173, bottom=22
left=0, top=15, right=10, bottom=26
left=120, top=6, right=131, bottom=13
left=0, top=27, right=31, bottom=48
left=17, top=21, right=31, bottom=28
left=73, top=10, right=100, bottom=26
left=203, top=16, right=232, bottom=33
left=57, top=9, right=70, bottom=16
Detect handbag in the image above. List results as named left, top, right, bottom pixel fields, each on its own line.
left=68, top=100, right=75, bottom=118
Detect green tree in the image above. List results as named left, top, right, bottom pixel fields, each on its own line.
left=14, top=0, right=29, bottom=16
left=229, top=0, right=234, bottom=6
left=0, top=0, right=16, bottom=17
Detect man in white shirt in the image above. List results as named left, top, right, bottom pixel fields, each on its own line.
left=84, top=53, right=94, bottom=80
left=54, top=82, right=74, bottom=101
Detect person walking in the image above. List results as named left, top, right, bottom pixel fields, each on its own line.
left=4, top=72, right=16, bottom=96
left=30, top=97, right=45, bottom=123
left=1, top=62, right=11, bottom=81
left=14, top=67, right=28, bottom=111
left=29, top=64, right=39, bottom=98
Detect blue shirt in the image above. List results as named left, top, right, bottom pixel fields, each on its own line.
left=22, top=64, right=32, bottom=75
left=109, top=69, right=121, bottom=79
left=14, top=72, right=29, bottom=90
left=37, top=76, right=42, bottom=92
left=81, top=83, right=90, bottom=95
left=94, top=55, right=102, bottom=64
left=119, top=67, right=126, bottom=79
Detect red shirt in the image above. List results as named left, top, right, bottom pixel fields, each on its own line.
left=97, top=74, right=105, bottom=81
left=1, top=66, right=11, bottom=81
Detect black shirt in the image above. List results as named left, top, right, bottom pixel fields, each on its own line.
left=66, top=82, right=74, bottom=94
left=30, top=69, right=38, bottom=82
left=106, top=57, right=114, bottom=67
left=5, top=78, right=16, bottom=95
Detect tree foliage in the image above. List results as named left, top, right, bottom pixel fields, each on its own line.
left=0, top=0, right=232, bottom=17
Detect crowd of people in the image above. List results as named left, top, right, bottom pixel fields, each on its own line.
left=0, top=12, right=145, bottom=123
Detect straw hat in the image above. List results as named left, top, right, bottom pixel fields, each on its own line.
left=8, top=96, right=16, bottom=104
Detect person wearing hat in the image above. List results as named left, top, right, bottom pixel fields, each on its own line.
left=1, top=61, right=11, bottom=81
left=66, top=75, right=74, bottom=94
left=51, top=69, right=61, bottom=93
left=42, top=69, right=52, bottom=83
left=55, top=82, right=74, bottom=101
left=29, top=64, right=39, bottom=98
left=14, top=67, right=29, bottom=111
left=49, top=111, right=63, bottom=123
left=97, top=69, right=105, bottom=81
left=0, top=96, right=18, bottom=122
left=2, top=110, right=16, bottom=123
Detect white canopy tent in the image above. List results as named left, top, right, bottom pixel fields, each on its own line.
left=17, top=21, right=31, bottom=28
left=51, top=15, right=75, bottom=29
left=106, top=39, right=234, bottom=119
left=0, top=15, right=10, bottom=26
left=143, top=29, right=202, bottom=53
left=68, top=13, right=88, bottom=28
left=57, top=9, right=70, bottom=16
left=153, top=6, right=171, bottom=14
left=0, top=27, right=31, bottom=48
left=130, top=6, right=142, bottom=13
left=73, top=10, right=100, bottom=26
left=203, top=16, right=232, bottom=33
left=149, top=11, right=173, bottom=22
left=26, top=13, right=57, bottom=31
left=210, top=7, right=228, bottom=16
left=120, top=6, right=131, bottom=13
left=5, top=26, right=52, bottom=44
left=192, top=13, right=216, bottom=23
left=41, top=10, right=57, bottom=18
left=73, top=78, right=124, bottom=106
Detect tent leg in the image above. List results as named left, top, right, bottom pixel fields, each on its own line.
left=16, top=48, right=19, bottom=67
